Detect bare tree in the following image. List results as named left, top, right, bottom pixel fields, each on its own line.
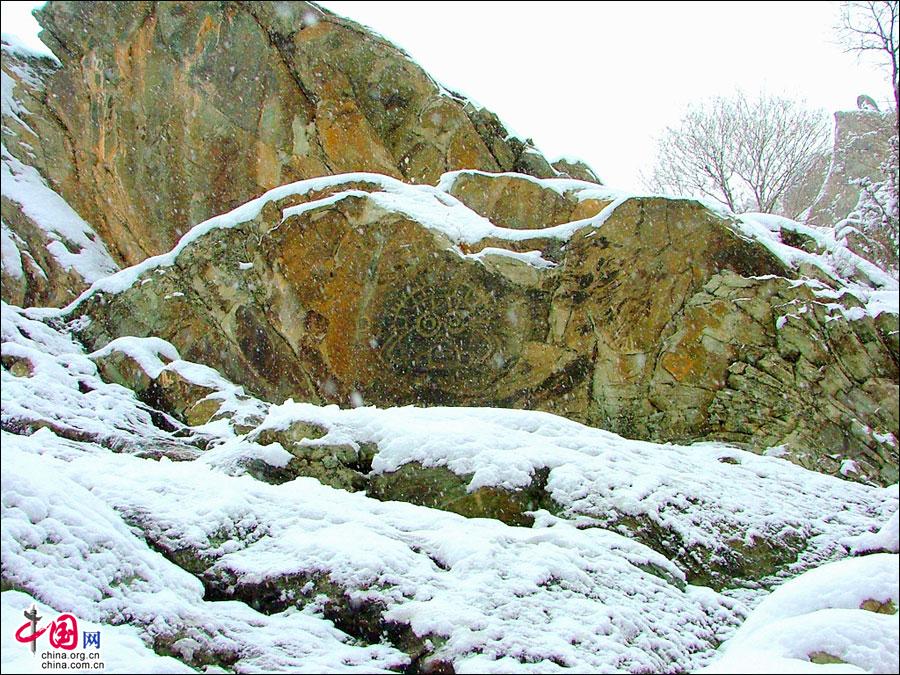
left=837, top=1, right=899, bottom=113
left=646, top=92, right=830, bottom=216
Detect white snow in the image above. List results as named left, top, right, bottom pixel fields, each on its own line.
left=2, top=303, right=182, bottom=453
left=2, top=591, right=195, bottom=674
left=1, top=32, right=60, bottom=64
left=1, top=448, right=406, bottom=672
left=88, top=336, right=180, bottom=379
left=842, top=510, right=900, bottom=555
left=2, top=297, right=897, bottom=673
left=737, top=212, right=898, bottom=320
left=1, top=147, right=118, bottom=285
left=239, top=401, right=896, bottom=589
left=727, top=553, right=898, bottom=637
left=1, top=220, right=24, bottom=279
left=839, top=459, right=860, bottom=477
left=2, top=40, right=112, bottom=291
left=2, top=148, right=898, bottom=672
left=3, top=435, right=740, bottom=673
left=1, top=70, right=36, bottom=135
left=85, top=333, right=266, bottom=436
left=464, top=247, right=557, bottom=269
left=701, top=554, right=899, bottom=674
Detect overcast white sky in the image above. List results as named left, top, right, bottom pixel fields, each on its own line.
left=2, top=1, right=893, bottom=190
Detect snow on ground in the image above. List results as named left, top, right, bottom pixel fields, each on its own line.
left=842, top=510, right=900, bottom=555
left=2, top=591, right=194, bottom=674
left=700, top=552, right=899, bottom=674
left=2, top=70, right=36, bottom=135
left=1, top=220, right=26, bottom=279
left=1, top=302, right=185, bottom=454
left=235, top=401, right=896, bottom=592
left=2, top=301, right=898, bottom=672
left=31, top=444, right=740, bottom=672
left=87, top=335, right=180, bottom=374
left=3, top=306, right=744, bottom=672
left=1, top=443, right=406, bottom=672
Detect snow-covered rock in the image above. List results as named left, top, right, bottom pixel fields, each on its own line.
left=50, top=171, right=898, bottom=485
left=3, top=301, right=898, bottom=672
left=701, top=552, right=899, bottom=673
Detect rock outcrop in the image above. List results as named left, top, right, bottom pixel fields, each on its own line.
left=804, top=109, right=898, bottom=280
left=2, top=2, right=897, bottom=486
left=0, top=1, right=565, bottom=274
left=1, top=40, right=118, bottom=306
left=806, top=110, right=895, bottom=229
left=68, top=173, right=899, bottom=485
left=3, top=3, right=900, bottom=673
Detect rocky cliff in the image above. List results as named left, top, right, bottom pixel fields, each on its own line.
left=1, top=3, right=899, bottom=673
left=4, top=1, right=892, bottom=485
left=805, top=109, right=898, bottom=278
left=65, top=171, right=899, bottom=485
left=806, top=110, right=895, bottom=230
left=4, top=1, right=576, bottom=286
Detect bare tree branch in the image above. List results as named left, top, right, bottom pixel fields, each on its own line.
left=837, top=0, right=899, bottom=113
left=645, top=92, right=829, bottom=216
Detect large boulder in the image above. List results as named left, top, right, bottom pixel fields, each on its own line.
left=8, top=0, right=561, bottom=273
left=68, top=173, right=899, bottom=484
left=441, top=170, right=611, bottom=230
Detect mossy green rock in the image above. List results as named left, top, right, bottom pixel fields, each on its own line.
left=368, top=463, right=557, bottom=527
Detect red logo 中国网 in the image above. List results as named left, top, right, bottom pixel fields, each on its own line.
left=15, top=607, right=79, bottom=653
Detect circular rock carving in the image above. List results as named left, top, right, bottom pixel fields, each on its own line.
left=374, top=275, right=500, bottom=379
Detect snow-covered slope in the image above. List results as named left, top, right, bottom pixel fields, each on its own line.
left=701, top=552, right=898, bottom=674
left=2, top=301, right=897, bottom=672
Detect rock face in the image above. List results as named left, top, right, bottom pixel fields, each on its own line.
left=806, top=110, right=895, bottom=229
left=1, top=2, right=897, bottom=483
left=551, top=158, right=603, bottom=184
left=443, top=170, right=611, bottom=229
left=3, top=4, right=900, bottom=672
left=70, top=173, right=899, bottom=485
left=0, top=0, right=560, bottom=272
left=1, top=40, right=119, bottom=307
left=803, top=110, right=898, bottom=280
